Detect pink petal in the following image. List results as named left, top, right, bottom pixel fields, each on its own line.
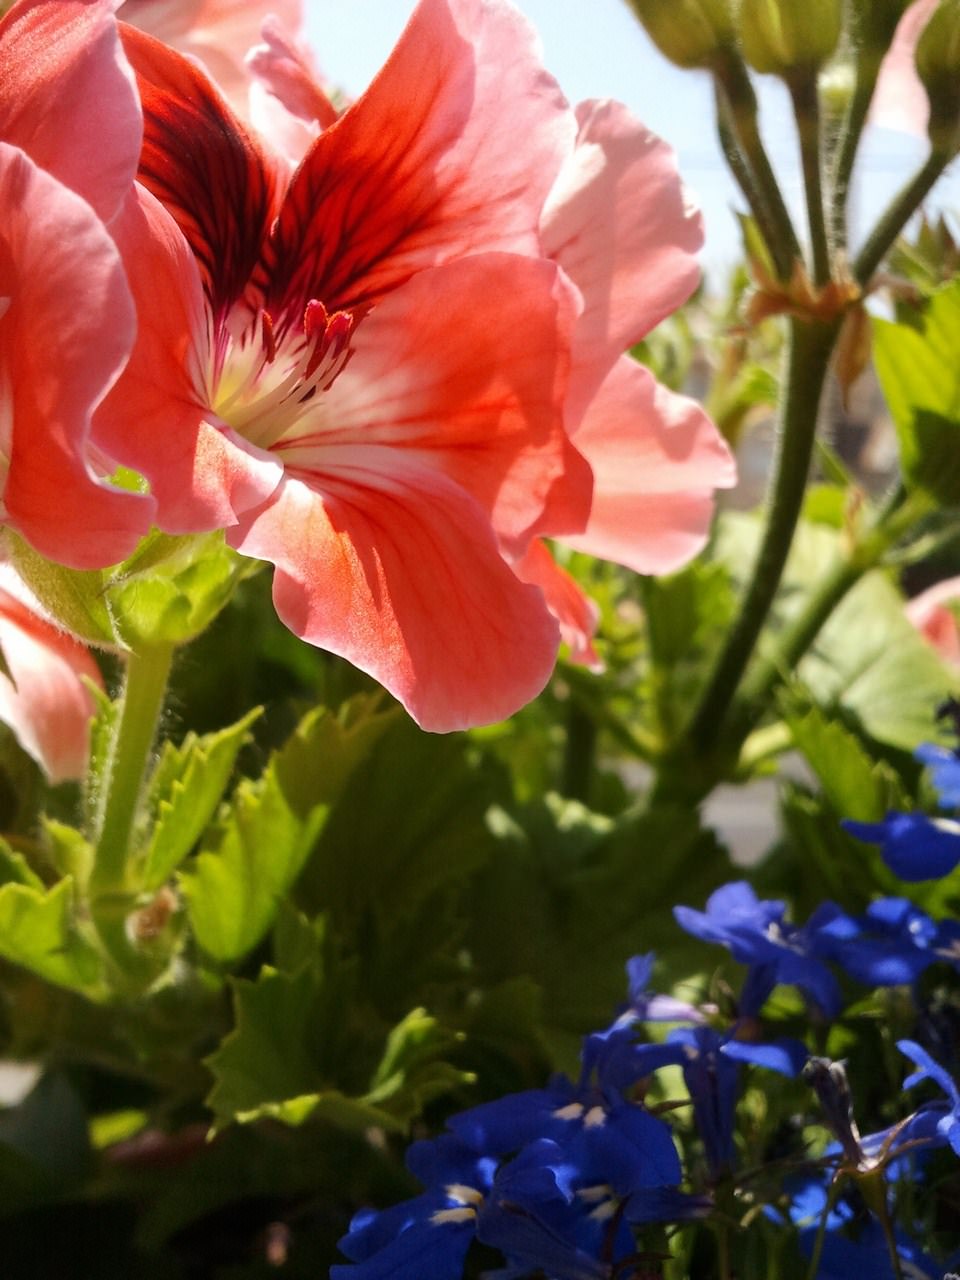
left=94, top=186, right=282, bottom=533
left=514, top=538, right=602, bottom=670
left=559, top=357, right=736, bottom=575
left=871, top=0, right=936, bottom=137
left=0, top=0, right=142, bottom=223
left=0, top=578, right=103, bottom=783
left=256, top=0, right=574, bottom=321
left=906, top=576, right=960, bottom=667
left=230, top=462, right=560, bottom=731
left=246, top=16, right=339, bottom=130
left=541, top=100, right=703, bottom=424
left=277, top=254, right=587, bottom=547
left=0, top=145, right=154, bottom=568
left=120, top=0, right=302, bottom=116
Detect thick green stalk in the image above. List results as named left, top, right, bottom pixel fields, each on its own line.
left=789, top=72, right=831, bottom=285
left=92, top=643, right=175, bottom=899
left=684, top=316, right=840, bottom=753
left=854, top=148, right=952, bottom=284
left=713, top=51, right=802, bottom=279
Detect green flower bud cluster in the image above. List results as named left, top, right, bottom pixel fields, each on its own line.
left=626, top=0, right=735, bottom=69
left=739, top=0, right=843, bottom=76
left=916, top=0, right=960, bottom=152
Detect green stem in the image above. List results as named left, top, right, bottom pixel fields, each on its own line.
left=829, top=63, right=878, bottom=254
left=713, top=51, right=802, bottom=279
left=854, top=148, right=952, bottom=285
left=805, top=1176, right=839, bottom=1280
left=715, top=85, right=787, bottom=278
left=789, top=72, right=831, bottom=286
left=92, top=643, right=175, bottom=898
left=685, top=317, right=840, bottom=753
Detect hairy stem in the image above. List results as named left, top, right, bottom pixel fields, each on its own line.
left=685, top=317, right=840, bottom=753
left=790, top=72, right=831, bottom=286
left=854, top=148, right=952, bottom=285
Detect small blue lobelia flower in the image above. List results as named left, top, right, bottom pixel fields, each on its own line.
left=896, top=1039, right=960, bottom=1156
left=812, top=897, right=941, bottom=986
left=843, top=741, right=960, bottom=881
left=673, top=882, right=842, bottom=1016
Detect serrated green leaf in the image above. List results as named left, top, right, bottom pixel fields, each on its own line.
left=0, top=878, right=105, bottom=998
left=180, top=776, right=319, bottom=964
left=365, top=1009, right=470, bottom=1124
left=0, top=838, right=42, bottom=890
left=782, top=700, right=907, bottom=822
left=83, top=684, right=120, bottom=834
left=41, top=820, right=92, bottom=886
left=205, top=967, right=320, bottom=1128
left=140, top=708, right=261, bottom=890
left=873, top=280, right=960, bottom=503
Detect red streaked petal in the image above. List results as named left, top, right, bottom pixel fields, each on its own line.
left=0, top=0, right=142, bottom=222
left=120, top=21, right=280, bottom=318
left=513, top=539, right=601, bottom=670
left=277, top=254, right=583, bottom=547
left=561, top=358, right=736, bottom=576
left=542, top=100, right=703, bottom=423
left=255, top=0, right=573, bottom=322
left=0, top=144, right=154, bottom=568
left=229, top=462, right=561, bottom=731
left=0, top=579, right=103, bottom=783
left=95, top=185, right=282, bottom=533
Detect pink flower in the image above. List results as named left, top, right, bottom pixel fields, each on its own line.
left=0, top=568, right=103, bottom=782
left=97, top=0, right=586, bottom=730
left=118, top=0, right=302, bottom=117
left=0, top=0, right=153, bottom=568
left=907, top=577, right=960, bottom=667
left=517, top=100, right=737, bottom=665
left=872, top=0, right=937, bottom=136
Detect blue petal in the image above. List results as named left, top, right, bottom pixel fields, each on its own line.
left=844, top=812, right=960, bottom=881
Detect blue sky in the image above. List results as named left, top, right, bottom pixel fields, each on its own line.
left=307, top=0, right=958, bottom=284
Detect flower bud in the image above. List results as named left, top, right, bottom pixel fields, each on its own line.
left=739, top=0, right=843, bottom=75
left=626, top=0, right=735, bottom=68
left=916, top=0, right=960, bottom=151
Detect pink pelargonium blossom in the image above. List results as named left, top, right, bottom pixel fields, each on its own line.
left=0, top=568, right=104, bottom=782
left=516, top=99, right=736, bottom=666
left=907, top=577, right=960, bottom=667
left=871, top=0, right=937, bottom=136
left=95, top=0, right=591, bottom=730
left=118, top=0, right=302, bottom=117
left=0, top=0, right=154, bottom=569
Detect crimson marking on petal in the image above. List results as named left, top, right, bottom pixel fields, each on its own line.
left=261, top=311, right=277, bottom=363
left=121, top=24, right=279, bottom=322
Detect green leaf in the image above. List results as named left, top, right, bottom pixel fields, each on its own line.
left=0, top=878, right=105, bottom=998
left=0, top=838, right=42, bottom=890
left=41, top=820, right=93, bottom=886
left=181, top=697, right=395, bottom=964
left=365, top=1008, right=471, bottom=1124
left=140, top=708, right=261, bottom=890
left=83, top=684, right=120, bottom=835
left=8, top=534, right=120, bottom=648
left=782, top=700, right=907, bottom=822
left=873, top=280, right=960, bottom=503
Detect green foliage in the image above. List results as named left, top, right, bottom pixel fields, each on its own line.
left=874, top=280, right=960, bottom=505
left=141, top=708, right=262, bottom=891
left=181, top=698, right=395, bottom=965
left=0, top=878, right=105, bottom=998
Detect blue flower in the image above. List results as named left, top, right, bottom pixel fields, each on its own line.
left=673, top=882, right=842, bottom=1016
left=843, top=811, right=960, bottom=881
left=814, top=898, right=940, bottom=986
left=661, top=1025, right=807, bottom=1178
left=331, top=1135, right=495, bottom=1280
left=915, top=742, right=960, bottom=807
left=897, top=1039, right=960, bottom=1156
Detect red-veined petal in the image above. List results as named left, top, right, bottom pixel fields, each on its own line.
left=94, top=185, right=282, bottom=532
left=0, top=144, right=154, bottom=568
left=230, top=460, right=560, bottom=731
left=560, top=357, right=735, bottom=575
left=255, top=0, right=574, bottom=324
left=121, top=21, right=280, bottom=319
left=277, top=255, right=584, bottom=546
left=0, top=0, right=142, bottom=222
left=542, top=100, right=703, bottom=424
